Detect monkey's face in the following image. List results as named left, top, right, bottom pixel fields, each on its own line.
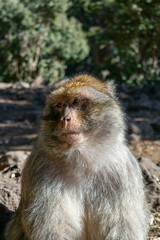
left=44, top=94, right=89, bottom=144
left=42, top=94, right=91, bottom=145
left=42, top=75, right=122, bottom=147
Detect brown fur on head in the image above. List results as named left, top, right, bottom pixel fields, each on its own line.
left=41, top=74, right=124, bottom=148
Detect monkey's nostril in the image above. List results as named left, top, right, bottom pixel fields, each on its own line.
left=66, top=117, right=71, bottom=122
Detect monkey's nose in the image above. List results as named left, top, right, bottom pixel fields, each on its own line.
left=61, top=117, right=71, bottom=125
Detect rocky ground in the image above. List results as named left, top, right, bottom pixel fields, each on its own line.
left=0, top=82, right=160, bottom=239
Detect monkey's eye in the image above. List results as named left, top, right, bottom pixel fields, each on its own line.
left=72, top=97, right=83, bottom=106
left=55, top=103, right=63, bottom=109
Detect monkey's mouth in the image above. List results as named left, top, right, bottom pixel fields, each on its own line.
left=63, top=132, right=80, bottom=136
left=60, top=131, right=82, bottom=144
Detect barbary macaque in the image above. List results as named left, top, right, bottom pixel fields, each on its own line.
left=5, top=74, right=149, bottom=240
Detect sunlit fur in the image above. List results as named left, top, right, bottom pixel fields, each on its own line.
left=5, top=74, right=149, bottom=240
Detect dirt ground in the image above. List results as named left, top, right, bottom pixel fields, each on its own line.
left=0, top=82, right=160, bottom=239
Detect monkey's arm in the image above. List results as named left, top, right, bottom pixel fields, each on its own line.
left=5, top=192, right=63, bottom=240
left=6, top=153, right=84, bottom=240
left=20, top=185, right=84, bottom=240
left=101, top=150, right=149, bottom=240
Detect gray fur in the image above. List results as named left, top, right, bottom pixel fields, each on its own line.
left=5, top=76, right=149, bottom=240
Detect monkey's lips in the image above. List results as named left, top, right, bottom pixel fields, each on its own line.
left=61, top=131, right=82, bottom=144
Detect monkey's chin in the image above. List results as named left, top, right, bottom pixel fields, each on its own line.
left=60, top=132, right=83, bottom=145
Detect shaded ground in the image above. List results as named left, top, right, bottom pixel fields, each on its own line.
left=0, top=82, right=160, bottom=239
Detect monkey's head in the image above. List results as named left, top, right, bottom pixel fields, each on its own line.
left=41, top=74, right=125, bottom=148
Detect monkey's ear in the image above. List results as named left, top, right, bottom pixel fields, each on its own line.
left=105, top=80, right=117, bottom=100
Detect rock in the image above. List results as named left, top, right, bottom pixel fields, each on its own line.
left=137, top=93, right=152, bottom=109
left=0, top=83, right=13, bottom=89
left=129, top=121, right=141, bottom=135
left=151, top=122, right=160, bottom=132
left=13, top=81, right=30, bottom=89
left=128, top=133, right=141, bottom=142
left=0, top=151, right=29, bottom=214
left=0, top=151, right=30, bottom=168
left=151, top=100, right=160, bottom=111
left=0, top=204, right=13, bottom=240
left=139, top=157, right=160, bottom=210
left=137, top=121, right=154, bottom=139
left=128, top=120, right=154, bottom=140
left=127, top=98, right=152, bottom=111
left=0, top=155, right=9, bottom=171
left=119, top=84, right=134, bottom=94
left=31, top=76, right=49, bottom=87
left=15, top=89, right=35, bottom=101
left=0, top=187, right=20, bottom=211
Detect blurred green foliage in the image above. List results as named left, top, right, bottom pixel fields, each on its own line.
left=0, top=0, right=89, bottom=83
left=0, top=0, right=160, bottom=84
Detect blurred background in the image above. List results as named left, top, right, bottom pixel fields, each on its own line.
left=1, top=0, right=160, bottom=85
left=0, top=1, right=160, bottom=239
